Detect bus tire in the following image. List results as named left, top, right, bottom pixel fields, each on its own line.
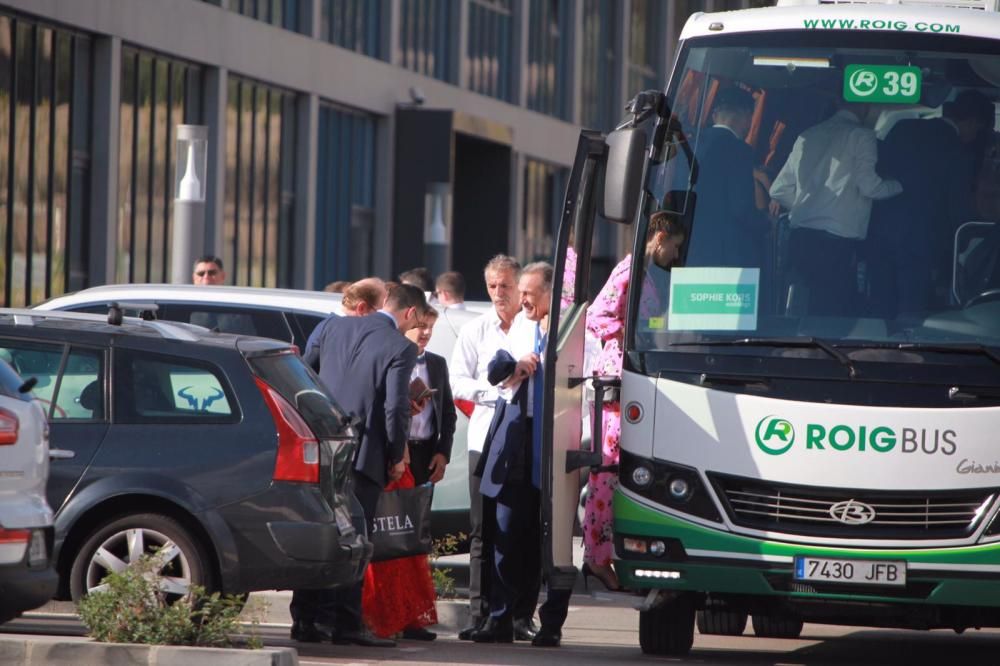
left=751, top=614, right=803, bottom=639
left=697, top=608, right=748, bottom=636
left=639, top=595, right=695, bottom=656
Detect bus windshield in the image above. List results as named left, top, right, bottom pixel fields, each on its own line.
left=638, top=30, right=1000, bottom=356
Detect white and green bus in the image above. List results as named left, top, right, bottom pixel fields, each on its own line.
left=542, top=0, right=1000, bottom=656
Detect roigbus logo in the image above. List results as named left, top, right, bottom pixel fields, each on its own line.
left=755, top=416, right=795, bottom=455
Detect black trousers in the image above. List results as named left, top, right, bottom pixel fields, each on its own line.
left=289, top=471, right=382, bottom=629
left=407, top=438, right=435, bottom=487
left=468, top=450, right=488, bottom=621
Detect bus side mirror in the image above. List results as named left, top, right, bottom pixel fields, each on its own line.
left=601, top=127, right=647, bottom=225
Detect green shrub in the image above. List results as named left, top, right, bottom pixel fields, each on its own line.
left=429, top=531, right=467, bottom=599
left=77, top=555, right=265, bottom=648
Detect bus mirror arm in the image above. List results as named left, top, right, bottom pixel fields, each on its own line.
left=565, top=376, right=622, bottom=474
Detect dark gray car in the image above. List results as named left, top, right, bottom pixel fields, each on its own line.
left=0, top=308, right=369, bottom=603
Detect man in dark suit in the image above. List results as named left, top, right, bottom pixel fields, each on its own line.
left=292, top=283, right=427, bottom=647
left=471, top=262, right=571, bottom=648
left=403, top=307, right=456, bottom=488
left=686, top=86, right=764, bottom=269
left=870, top=90, right=992, bottom=315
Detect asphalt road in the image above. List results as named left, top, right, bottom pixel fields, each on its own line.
left=7, top=591, right=1000, bottom=666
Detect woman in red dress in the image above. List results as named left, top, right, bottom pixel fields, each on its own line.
left=361, top=447, right=439, bottom=640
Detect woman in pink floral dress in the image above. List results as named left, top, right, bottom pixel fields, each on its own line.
left=582, top=211, right=686, bottom=590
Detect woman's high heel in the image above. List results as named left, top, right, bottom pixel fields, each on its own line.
left=582, top=562, right=622, bottom=592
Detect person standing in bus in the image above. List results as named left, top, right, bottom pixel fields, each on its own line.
left=769, top=98, right=902, bottom=316
left=583, top=212, right=686, bottom=592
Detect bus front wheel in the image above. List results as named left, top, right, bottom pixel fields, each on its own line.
left=639, top=594, right=695, bottom=656
left=697, top=608, right=748, bottom=636
left=751, top=613, right=803, bottom=639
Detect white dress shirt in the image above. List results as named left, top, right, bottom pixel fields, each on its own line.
left=450, top=307, right=516, bottom=453
left=409, top=356, right=435, bottom=440
left=495, top=312, right=544, bottom=417
left=770, top=109, right=902, bottom=240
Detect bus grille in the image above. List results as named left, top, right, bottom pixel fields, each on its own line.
left=708, top=473, right=996, bottom=540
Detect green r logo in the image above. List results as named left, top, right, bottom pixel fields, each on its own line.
left=755, top=416, right=795, bottom=455
left=847, top=68, right=878, bottom=97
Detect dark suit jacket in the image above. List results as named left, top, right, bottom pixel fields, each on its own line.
left=308, top=313, right=417, bottom=487
left=687, top=125, right=763, bottom=267
left=424, top=351, right=457, bottom=462
left=475, top=349, right=532, bottom=499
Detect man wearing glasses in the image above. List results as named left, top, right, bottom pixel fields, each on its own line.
left=192, top=255, right=226, bottom=285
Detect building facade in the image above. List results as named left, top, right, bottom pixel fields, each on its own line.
left=0, top=0, right=755, bottom=304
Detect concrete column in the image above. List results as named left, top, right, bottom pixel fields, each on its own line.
left=89, top=35, right=120, bottom=286
left=386, top=0, right=402, bottom=66
left=372, top=113, right=395, bottom=280
left=202, top=66, right=228, bottom=258
left=513, top=0, right=529, bottom=107
left=293, top=93, right=319, bottom=289
left=453, top=0, right=469, bottom=87
left=566, top=0, right=583, bottom=125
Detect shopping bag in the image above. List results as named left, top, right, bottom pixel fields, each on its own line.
left=369, top=483, right=433, bottom=562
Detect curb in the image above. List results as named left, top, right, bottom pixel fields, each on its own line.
left=0, top=636, right=298, bottom=666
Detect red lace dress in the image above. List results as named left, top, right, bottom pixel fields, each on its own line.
left=361, top=467, right=438, bottom=637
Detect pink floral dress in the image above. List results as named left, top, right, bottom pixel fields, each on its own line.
left=583, top=255, right=663, bottom=566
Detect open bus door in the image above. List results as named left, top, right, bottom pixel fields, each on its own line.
left=541, top=118, right=647, bottom=588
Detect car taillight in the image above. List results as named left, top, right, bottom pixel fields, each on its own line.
left=454, top=399, right=475, bottom=419
left=0, top=407, right=18, bottom=445
left=254, top=377, right=320, bottom=483
left=0, top=528, right=30, bottom=543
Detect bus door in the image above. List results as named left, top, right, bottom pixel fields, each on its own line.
left=541, top=130, right=608, bottom=588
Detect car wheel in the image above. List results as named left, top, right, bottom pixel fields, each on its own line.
left=69, top=513, right=212, bottom=604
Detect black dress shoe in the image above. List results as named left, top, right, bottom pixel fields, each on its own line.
left=531, top=626, right=562, bottom=647
left=458, top=616, right=487, bottom=641
left=290, top=620, right=337, bottom=643
left=470, top=617, right=514, bottom=643
left=334, top=627, right=397, bottom=647
left=401, top=626, right=437, bottom=641
left=513, top=616, right=539, bottom=641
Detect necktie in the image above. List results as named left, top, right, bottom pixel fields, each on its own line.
left=531, top=323, right=545, bottom=489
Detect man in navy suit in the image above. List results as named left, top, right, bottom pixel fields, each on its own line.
left=292, top=283, right=427, bottom=647
left=686, top=86, right=764, bottom=269
left=471, top=262, right=571, bottom=647
left=870, top=90, right=992, bottom=315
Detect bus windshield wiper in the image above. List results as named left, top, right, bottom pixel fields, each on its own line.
left=667, top=336, right=857, bottom=379
left=895, top=342, right=1000, bottom=367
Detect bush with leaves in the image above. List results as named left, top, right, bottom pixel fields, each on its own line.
left=429, top=531, right=467, bottom=598
left=77, top=554, right=265, bottom=648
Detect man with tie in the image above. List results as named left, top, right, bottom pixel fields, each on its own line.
left=403, top=307, right=456, bottom=487
left=471, top=261, right=571, bottom=647
left=290, top=283, right=427, bottom=647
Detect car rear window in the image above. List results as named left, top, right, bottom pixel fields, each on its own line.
left=248, top=351, right=352, bottom=439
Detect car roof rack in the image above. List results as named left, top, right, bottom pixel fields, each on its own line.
left=2, top=308, right=200, bottom=342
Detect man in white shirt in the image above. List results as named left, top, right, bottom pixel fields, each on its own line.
left=769, top=100, right=902, bottom=315
left=434, top=271, right=467, bottom=310
left=450, top=254, right=538, bottom=641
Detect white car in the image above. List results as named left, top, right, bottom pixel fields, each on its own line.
left=0, top=357, right=57, bottom=623
left=37, top=284, right=485, bottom=538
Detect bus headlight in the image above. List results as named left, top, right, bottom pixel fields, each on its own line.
left=632, top=465, right=654, bottom=488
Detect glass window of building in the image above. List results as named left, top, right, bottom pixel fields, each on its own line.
left=580, top=0, right=617, bottom=131
left=231, top=0, right=300, bottom=32
left=522, top=158, right=567, bottom=262
left=225, top=75, right=297, bottom=288
left=526, top=0, right=571, bottom=119
left=0, top=14, right=92, bottom=307
left=315, top=103, right=376, bottom=285
left=467, top=0, right=513, bottom=102
left=118, top=48, right=203, bottom=284
left=320, top=0, right=383, bottom=59
left=399, top=0, right=454, bottom=82
left=627, top=0, right=665, bottom=96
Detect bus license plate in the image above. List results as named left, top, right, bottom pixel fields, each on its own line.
left=794, top=557, right=906, bottom=587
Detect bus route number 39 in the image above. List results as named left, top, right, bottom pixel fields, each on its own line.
left=794, top=556, right=907, bottom=587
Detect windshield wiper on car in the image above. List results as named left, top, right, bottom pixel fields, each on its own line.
left=666, top=336, right=857, bottom=379
left=895, top=342, right=1000, bottom=367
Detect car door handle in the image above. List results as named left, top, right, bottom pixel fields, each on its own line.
left=49, top=449, right=76, bottom=460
